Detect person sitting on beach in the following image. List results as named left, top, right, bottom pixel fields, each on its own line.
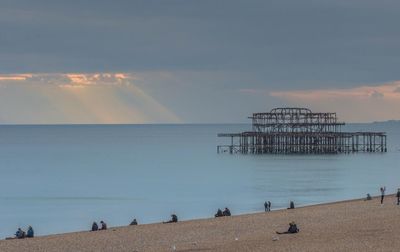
left=222, top=207, right=231, bottom=216
left=276, top=221, right=299, bottom=234
left=164, top=214, right=178, bottom=223
left=26, top=226, right=34, bottom=238
left=365, top=193, right=372, bottom=201
left=130, top=219, right=138, bottom=225
left=100, top=221, right=107, bottom=230
left=15, top=228, right=25, bottom=239
left=288, top=201, right=295, bottom=209
left=91, top=222, right=99, bottom=231
left=215, top=208, right=223, bottom=217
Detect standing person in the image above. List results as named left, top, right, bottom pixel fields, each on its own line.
left=380, top=187, right=386, bottom=204
left=268, top=201, right=271, bottom=211
left=397, top=188, right=400, bottom=205
left=264, top=201, right=268, bottom=212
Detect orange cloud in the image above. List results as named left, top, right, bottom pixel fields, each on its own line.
left=270, top=81, right=400, bottom=101
left=0, top=74, right=33, bottom=81
left=63, top=73, right=133, bottom=86
left=269, top=81, right=400, bottom=122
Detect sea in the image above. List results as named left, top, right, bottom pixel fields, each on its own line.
left=0, top=123, right=399, bottom=238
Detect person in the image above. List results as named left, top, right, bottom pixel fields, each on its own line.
left=222, top=207, right=231, bottom=216
left=268, top=201, right=271, bottom=211
left=164, top=214, right=178, bottom=223
left=100, top=221, right=107, bottom=230
left=130, top=219, right=138, bottom=225
left=365, top=193, right=372, bottom=201
left=264, top=201, right=268, bottom=212
left=288, top=201, right=295, bottom=209
left=26, top=226, right=34, bottom=238
left=380, top=186, right=386, bottom=204
left=15, top=228, right=25, bottom=239
left=397, top=188, right=400, bottom=205
left=276, top=221, right=299, bottom=234
left=215, top=208, right=223, bottom=217
left=91, top=222, right=99, bottom=231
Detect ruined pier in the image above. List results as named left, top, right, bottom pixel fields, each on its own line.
left=217, top=108, right=387, bottom=154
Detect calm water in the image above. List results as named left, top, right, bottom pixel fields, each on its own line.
left=0, top=123, right=399, bottom=238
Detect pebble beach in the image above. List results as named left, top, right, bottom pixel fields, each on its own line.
left=1, top=194, right=399, bottom=252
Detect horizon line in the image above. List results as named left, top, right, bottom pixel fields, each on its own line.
left=0, top=120, right=398, bottom=126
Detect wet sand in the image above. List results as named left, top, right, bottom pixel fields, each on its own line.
left=1, top=195, right=399, bottom=252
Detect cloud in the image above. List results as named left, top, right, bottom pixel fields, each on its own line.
left=64, top=73, right=133, bottom=86
left=0, top=74, right=33, bottom=81
left=270, top=81, right=400, bottom=100
left=269, top=81, right=400, bottom=122
left=370, top=90, right=384, bottom=99
left=0, top=73, right=136, bottom=87
left=0, top=72, right=180, bottom=124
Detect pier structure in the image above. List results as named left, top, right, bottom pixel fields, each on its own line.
left=217, top=108, right=387, bottom=154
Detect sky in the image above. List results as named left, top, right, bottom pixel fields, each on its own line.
left=1, top=0, right=400, bottom=123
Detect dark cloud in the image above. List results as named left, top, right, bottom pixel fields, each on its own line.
left=0, top=0, right=399, bottom=91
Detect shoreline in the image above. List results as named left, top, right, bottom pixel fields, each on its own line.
left=1, top=194, right=399, bottom=251
left=3, top=195, right=388, bottom=239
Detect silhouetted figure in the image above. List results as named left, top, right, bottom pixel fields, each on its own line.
left=276, top=222, right=299, bottom=234
left=397, top=189, right=400, bottom=205
left=215, top=208, right=223, bottom=217
left=91, top=222, right=99, bottom=231
left=268, top=201, right=271, bottom=211
left=15, top=228, right=25, bottom=239
left=222, top=207, right=231, bottom=216
left=100, top=221, right=107, bottom=230
left=380, top=187, right=386, bottom=204
left=264, top=201, right=268, bottom=212
left=26, top=226, right=34, bottom=238
left=365, top=193, right=372, bottom=201
left=288, top=201, right=295, bottom=209
left=164, top=214, right=178, bottom=223
left=130, top=219, right=138, bottom=225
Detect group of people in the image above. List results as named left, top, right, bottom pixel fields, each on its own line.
left=264, top=201, right=271, bottom=212
left=13, top=226, right=34, bottom=239
left=91, top=221, right=107, bottom=231
left=365, top=187, right=400, bottom=205
left=214, top=207, right=231, bottom=217
left=10, top=186, right=400, bottom=241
